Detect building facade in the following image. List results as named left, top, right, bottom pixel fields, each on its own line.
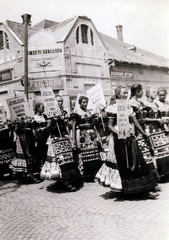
left=0, top=15, right=169, bottom=116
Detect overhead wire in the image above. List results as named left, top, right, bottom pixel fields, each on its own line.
left=0, top=1, right=21, bottom=21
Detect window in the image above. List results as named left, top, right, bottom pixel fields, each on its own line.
left=90, top=29, right=94, bottom=45
left=5, top=33, right=9, bottom=49
left=0, top=31, right=9, bottom=50
left=0, top=31, right=3, bottom=50
left=81, top=24, right=88, bottom=43
left=76, top=24, right=94, bottom=45
left=76, top=26, right=79, bottom=44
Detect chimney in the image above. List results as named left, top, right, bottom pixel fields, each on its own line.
left=116, top=25, right=123, bottom=41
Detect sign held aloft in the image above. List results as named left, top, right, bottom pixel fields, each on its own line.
left=86, top=83, right=106, bottom=113
left=40, top=87, right=61, bottom=118
left=116, top=100, right=131, bottom=139
left=6, top=94, right=31, bottom=121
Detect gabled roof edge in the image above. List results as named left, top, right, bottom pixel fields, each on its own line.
left=61, top=15, right=79, bottom=42
left=63, top=16, right=108, bottom=50
left=4, top=21, right=24, bottom=45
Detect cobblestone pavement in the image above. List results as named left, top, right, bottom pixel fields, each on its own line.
left=0, top=177, right=169, bottom=240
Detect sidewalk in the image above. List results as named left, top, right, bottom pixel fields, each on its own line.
left=0, top=177, right=169, bottom=240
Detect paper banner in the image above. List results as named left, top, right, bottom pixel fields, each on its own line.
left=86, top=83, right=106, bottom=113
left=40, top=87, right=61, bottom=118
left=116, top=100, right=131, bottom=139
left=6, top=94, right=31, bottom=121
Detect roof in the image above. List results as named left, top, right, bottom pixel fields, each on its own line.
left=6, top=20, right=37, bottom=43
left=5, top=16, right=169, bottom=69
left=99, top=32, right=169, bottom=69
left=33, top=19, right=59, bottom=30
left=5, top=17, right=77, bottom=44
left=50, top=16, right=78, bottom=42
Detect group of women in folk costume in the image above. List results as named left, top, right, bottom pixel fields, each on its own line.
left=1, top=84, right=169, bottom=198
left=130, top=84, right=169, bottom=178
left=95, top=84, right=169, bottom=199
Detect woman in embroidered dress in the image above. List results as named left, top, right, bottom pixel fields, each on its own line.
left=94, top=96, right=122, bottom=191
left=0, top=118, right=15, bottom=179
left=109, top=85, right=158, bottom=199
left=10, top=117, right=39, bottom=183
left=143, top=87, right=169, bottom=178
left=71, top=95, right=102, bottom=181
left=32, top=102, right=49, bottom=173
left=129, top=84, right=161, bottom=182
left=41, top=95, right=82, bottom=191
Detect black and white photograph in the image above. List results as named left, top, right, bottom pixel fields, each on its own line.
left=0, top=0, right=169, bottom=239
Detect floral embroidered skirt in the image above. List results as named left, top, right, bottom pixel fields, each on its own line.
left=41, top=136, right=81, bottom=182
left=114, top=136, right=157, bottom=194
left=40, top=137, right=61, bottom=180
left=136, top=134, right=160, bottom=181
left=95, top=134, right=122, bottom=192
left=77, top=128, right=102, bottom=179
left=10, top=137, right=35, bottom=175
left=0, top=132, right=15, bottom=174
left=149, top=131, right=169, bottom=177
left=10, top=138, right=27, bottom=173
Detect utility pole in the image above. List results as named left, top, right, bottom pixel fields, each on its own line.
left=21, top=14, right=31, bottom=100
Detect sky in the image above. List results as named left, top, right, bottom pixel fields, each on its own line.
left=0, top=0, right=169, bottom=59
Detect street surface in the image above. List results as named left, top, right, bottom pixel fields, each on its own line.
left=0, top=177, right=169, bottom=240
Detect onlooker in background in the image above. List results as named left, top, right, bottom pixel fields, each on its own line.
left=155, top=87, right=169, bottom=107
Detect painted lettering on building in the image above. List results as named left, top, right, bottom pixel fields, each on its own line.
left=110, top=71, right=133, bottom=79
left=28, top=48, right=62, bottom=55
left=29, top=79, right=64, bottom=91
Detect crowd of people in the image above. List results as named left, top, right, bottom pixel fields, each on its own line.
left=0, top=85, right=169, bottom=199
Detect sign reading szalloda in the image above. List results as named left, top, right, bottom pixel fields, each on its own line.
left=40, top=87, right=61, bottom=118
left=6, top=94, right=31, bottom=121
left=0, top=105, right=7, bottom=131
left=116, top=100, right=131, bottom=139
left=86, top=83, right=106, bottom=113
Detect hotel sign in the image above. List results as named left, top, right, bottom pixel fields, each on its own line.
left=28, top=48, right=62, bottom=55
left=29, top=78, right=64, bottom=91
left=110, top=71, right=133, bottom=79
